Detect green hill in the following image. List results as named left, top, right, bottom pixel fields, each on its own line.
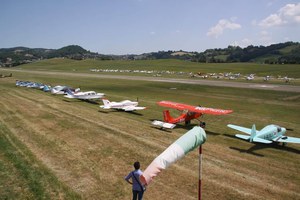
left=0, top=45, right=109, bottom=67
left=1, top=42, right=300, bottom=67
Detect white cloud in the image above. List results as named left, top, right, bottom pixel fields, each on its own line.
left=207, top=19, right=241, bottom=38
left=259, top=3, right=300, bottom=28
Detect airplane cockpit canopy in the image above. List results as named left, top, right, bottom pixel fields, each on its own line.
left=274, top=125, right=281, bottom=132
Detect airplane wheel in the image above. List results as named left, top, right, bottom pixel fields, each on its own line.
left=282, top=142, right=287, bottom=147
left=185, top=120, right=191, bottom=125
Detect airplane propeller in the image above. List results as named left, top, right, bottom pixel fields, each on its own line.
left=286, top=128, right=294, bottom=131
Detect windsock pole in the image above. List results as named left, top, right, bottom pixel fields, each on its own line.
left=198, top=145, right=202, bottom=200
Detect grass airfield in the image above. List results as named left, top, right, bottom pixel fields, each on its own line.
left=0, top=60, right=300, bottom=199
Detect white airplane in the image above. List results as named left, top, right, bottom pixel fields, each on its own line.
left=263, top=76, right=271, bottom=81
left=227, top=124, right=300, bottom=145
left=64, top=89, right=105, bottom=100
left=100, top=99, right=146, bottom=112
left=51, top=85, right=68, bottom=94
left=245, top=74, right=255, bottom=80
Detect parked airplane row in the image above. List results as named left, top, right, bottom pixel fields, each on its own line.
left=16, top=80, right=300, bottom=146
left=16, top=80, right=52, bottom=92
left=16, top=80, right=105, bottom=100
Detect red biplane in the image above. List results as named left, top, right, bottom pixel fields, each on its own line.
left=155, top=101, right=233, bottom=128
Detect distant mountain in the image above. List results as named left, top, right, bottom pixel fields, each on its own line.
left=135, top=42, right=300, bottom=64
left=197, top=41, right=300, bottom=64
left=47, top=45, right=88, bottom=59
left=0, top=45, right=112, bottom=67
left=1, top=42, right=299, bottom=67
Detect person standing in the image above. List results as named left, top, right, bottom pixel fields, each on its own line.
left=125, top=161, right=145, bottom=200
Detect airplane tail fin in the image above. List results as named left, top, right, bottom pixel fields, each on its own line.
left=75, top=88, right=80, bottom=93
left=163, top=110, right=174, bottom=123
left=100, top=99, right=111, bottom=109
left=250, top=124, right=256, bottom=142
left=102, top=99, right=111, bottom=106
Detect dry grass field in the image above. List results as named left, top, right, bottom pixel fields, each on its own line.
left=0, top=68, right=299, bottom=199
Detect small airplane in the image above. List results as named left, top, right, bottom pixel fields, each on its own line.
left=64, top=89, right=105, bottom=100
left=43, top=85, right=52, bottom=92
left=263, top=76, right=271, bottom=81
left=51, top=85, right=69, bottom=94
left=245, top=74, right=255, bottom=80
left=154, top=101, right=233, bottom=129
left=227, top=124, right=300, bottom=145
left=100, top=99, right=146, bottom=112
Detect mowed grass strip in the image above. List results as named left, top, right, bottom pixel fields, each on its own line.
left=0, top=122, right=80, bottom=200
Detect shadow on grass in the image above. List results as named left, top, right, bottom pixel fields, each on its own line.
left=98, top=109, right=143, bottom=116
left=225, top=134, right=300, bottom=156
left=150, top=126, right=173, bottom=133
left=230, top=146, right=265, bottom=157
left=98, top=110, right=109, bottom=114
left=205, top=130, right=221, bottom=136
left=63, top=99, right=100, bottom=105
left=148, top=119, right=221, bottom=135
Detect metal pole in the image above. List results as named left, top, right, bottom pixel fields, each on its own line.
left=199, top=145, right=202, bottom=200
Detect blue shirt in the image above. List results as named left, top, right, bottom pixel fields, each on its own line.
left=125, top=169, right=143, bottom=191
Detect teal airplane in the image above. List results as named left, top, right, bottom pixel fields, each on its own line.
left=227, top=124, right=300, bottom=145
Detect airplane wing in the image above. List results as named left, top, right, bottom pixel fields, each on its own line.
left=99, top=105, right=111, bottom=109
left=64, top=94, right=75, bottom=99
left=273, top=136, right=300, bottom=144
left=235, top=134, right=272, bottom=143
left=191, top=107, right=233, bottom=115
left=157, top=101, right=195, bottom=110
left=253, top=138, right=272, bottom=144
left=123, top=106, right=146, bottom=112
left=227, top=124, right=259, bottom=135
left=157, top=101, right=232, bottom=115
left=235, top=134, right=250, bottom=140
left=152, top=120, right=176, bottom=129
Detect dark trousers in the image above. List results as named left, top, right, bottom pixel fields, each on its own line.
left=132, top=190, right=144, bottom=200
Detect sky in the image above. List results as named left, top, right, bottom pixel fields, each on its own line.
left=1, top=0, right=300, bottom=54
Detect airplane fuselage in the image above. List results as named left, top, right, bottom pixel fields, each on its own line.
left=257, top=125, right=286, bottom=141
left=66, top=91, right=105, bottom=100
left=108, top=101, right=138, bottom=109
left=163, top=110, right=202, bottom=124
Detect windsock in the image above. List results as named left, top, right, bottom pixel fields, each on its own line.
left=140, top=126, right=206, bottom=185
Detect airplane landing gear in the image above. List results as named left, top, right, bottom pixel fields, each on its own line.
left=282, top=142, right=287, bottom=147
